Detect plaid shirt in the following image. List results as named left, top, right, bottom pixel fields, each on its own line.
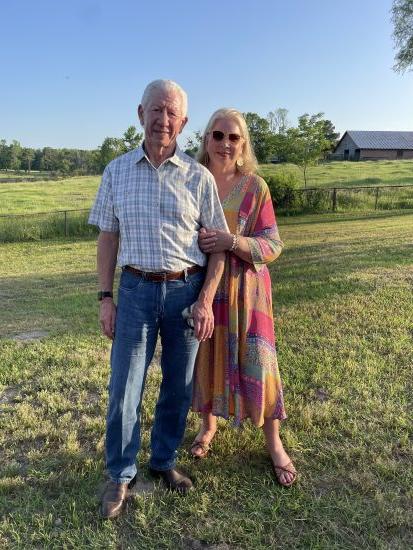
left=88, top=145, right=228, bottom=271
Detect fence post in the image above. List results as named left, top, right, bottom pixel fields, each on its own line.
left=375, top=187, right=379, bottom=210
left=332, top=188, right=337, bottom=212
left=64, top=210, right=68, bottom=236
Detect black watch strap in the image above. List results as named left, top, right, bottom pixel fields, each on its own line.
left=98, top=291, right=113, bottom=301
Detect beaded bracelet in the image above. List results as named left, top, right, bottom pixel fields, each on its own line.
left=229, top=233, right=238, bottom=252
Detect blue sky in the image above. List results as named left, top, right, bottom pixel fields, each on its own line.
left=1, top=0, right=412, bottom=149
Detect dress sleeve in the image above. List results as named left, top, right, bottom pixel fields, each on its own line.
left=244, top=178, right=283, bottom=272
left=88, top=165, right=119, bottom=232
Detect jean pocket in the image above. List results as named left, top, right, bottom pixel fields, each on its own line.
left=187, top=271, right=205, bottom=292
left=119, top=270, right=144, bottom=292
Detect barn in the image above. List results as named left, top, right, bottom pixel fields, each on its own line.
left=333, top=130, right=413, bottom=161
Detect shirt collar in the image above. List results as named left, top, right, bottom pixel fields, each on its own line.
left=135, top=143, right=186, bottom=168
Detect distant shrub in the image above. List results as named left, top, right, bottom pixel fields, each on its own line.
left=301, top=189, right=330, bottom=212
left=265, top=171, right=301, bottom=211
left=265, top=172, right=332, bottom=213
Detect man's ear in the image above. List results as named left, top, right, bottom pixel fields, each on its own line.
left=179, top=117, right=188, bottom=134
left=138, top=105, right=144, bottom=126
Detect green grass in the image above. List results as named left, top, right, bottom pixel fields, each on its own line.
left=259, top=159, right=413, bottom=188
left=0, top=176, right=100, bottom=215
left=1, top=212, right=412, bottom=548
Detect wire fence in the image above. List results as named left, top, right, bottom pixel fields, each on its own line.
left=1, top=185, right=413, bottom=242
left=0, top=208, right=97, bottom=242
left=274, top=184, right=413, bottom=214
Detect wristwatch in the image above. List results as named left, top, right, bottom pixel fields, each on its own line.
left=98, top=291, right=113, bottom=301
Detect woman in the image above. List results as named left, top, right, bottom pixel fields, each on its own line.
left=191, top=108, right=296, bottom=487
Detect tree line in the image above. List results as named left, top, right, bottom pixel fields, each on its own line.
left=0, top=126, right=143, bottom=176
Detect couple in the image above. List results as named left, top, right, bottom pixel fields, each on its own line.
left=89, top=79, right=296, bottom=520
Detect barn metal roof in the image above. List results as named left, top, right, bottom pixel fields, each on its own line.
left=346, top=130, right=413, bottom=150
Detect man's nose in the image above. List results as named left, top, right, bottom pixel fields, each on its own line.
left=160, top=108, right=169, bottom=125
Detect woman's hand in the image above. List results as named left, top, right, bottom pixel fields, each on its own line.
left=198, top=227, right=233, bottom=253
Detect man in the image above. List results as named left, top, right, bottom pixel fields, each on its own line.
left=89, top=79, right=228, bottom=519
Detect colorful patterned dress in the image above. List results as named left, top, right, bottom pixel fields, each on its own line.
left=192, top=175, right=287, bottom=427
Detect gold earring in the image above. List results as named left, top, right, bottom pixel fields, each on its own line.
left=236, top=157, right=244, bottom=168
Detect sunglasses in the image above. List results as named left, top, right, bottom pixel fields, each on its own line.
left=211, top=130, right=242, bottom=143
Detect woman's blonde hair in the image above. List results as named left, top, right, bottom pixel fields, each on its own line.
left=197, top=108, right=258, bottom=175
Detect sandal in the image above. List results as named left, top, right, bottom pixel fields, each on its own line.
left=272, top=461, right=297, bottom=487
left=190, top=440, right=211, bottom=459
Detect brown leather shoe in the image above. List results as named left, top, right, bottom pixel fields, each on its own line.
left=100, top=480, right=129, bottom=519
left=149, top=467, right=194, bottom=494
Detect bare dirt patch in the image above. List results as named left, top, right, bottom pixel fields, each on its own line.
left=0, top=384, right=20, bottom=406
left=12, top=330, right=49, bottom=341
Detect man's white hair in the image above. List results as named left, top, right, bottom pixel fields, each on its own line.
left=140, top=79, right=188, bottom=117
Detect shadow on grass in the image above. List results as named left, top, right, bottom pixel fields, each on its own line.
left=0, top=270, right=101, bottom=339
left=272, top=239, right=411, bottom=307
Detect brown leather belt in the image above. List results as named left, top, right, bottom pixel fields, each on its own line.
left=124, top=265, right=204, bottom=282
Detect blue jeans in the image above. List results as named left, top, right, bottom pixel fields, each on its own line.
left=105, top=268, right=204, bottom=483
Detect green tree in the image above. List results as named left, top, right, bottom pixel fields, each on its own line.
left=320, top=119, right=340, bottom=156
left=9, top=140, right=22, bottom=170
left=32, top=149, right=43, bottom=171
left=392, top=0, right=413, bottom=72
left=269, top=133, right=291, bottom=163
left=121, top=125, right=142, bottom=152
left=41, top=147, right=60, bottom=172
left=285, top=113, right=330, bottom=187
left=58, top=152, right=72, bottom=174
left=244, top=112, right=274, bottom=162
left=184, top=130, right=202, bottom=158
left=96, top=126, right=142, bottom=172
left=97, top=137, right=123, bottom=171
left=323, top=119, right=340, bottom=149
left=21, top=147, right=35, bottom=172
left=0, top=139, right=11, bottom=169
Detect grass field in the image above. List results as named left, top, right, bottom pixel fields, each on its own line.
left=0, top=176, right=100, bottom=215
left=0, top=212, right=412, bottom=548
left=1, top=160, right=412, bottom=217
left=259, top=159, right=413, bottom=188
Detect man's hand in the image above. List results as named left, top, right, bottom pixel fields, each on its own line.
left=99, top=299, right=117, bottom=340
left=198, top=227, right=232, bottom=254
left=191, top=298, right=214, bottom=341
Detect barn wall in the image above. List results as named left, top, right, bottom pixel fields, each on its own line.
left=334, top=134, right=358, bottom=156
left=360, top=149, right=413, bottom=160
